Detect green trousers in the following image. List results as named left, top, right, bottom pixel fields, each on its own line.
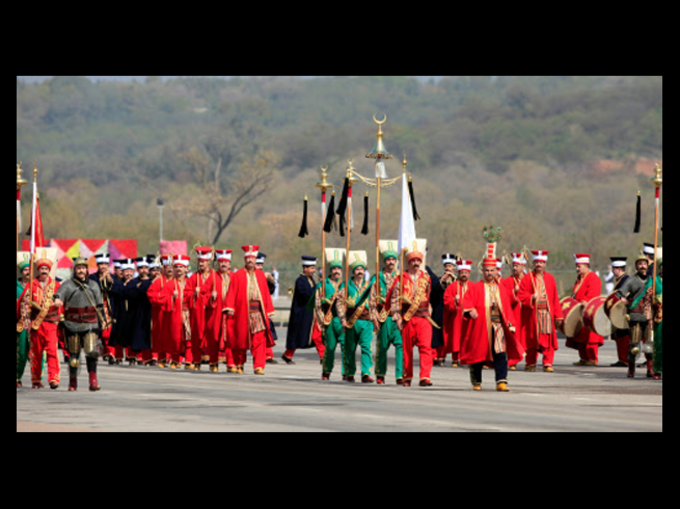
left=375, top=316, right=403, bottom=380
left=322, top=317, right=345, bottom=375
left=17, top=330, right=29, bottom=384
left=343, top=319, right=373, bottom=377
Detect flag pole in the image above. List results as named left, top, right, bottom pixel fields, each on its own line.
left=17, top=162, right=27, bottom=253
left=650, top=163, right=662, bottom=303
left=28, top=163, right=38, bottom=311
left=344, top=161, right=357, bottom=309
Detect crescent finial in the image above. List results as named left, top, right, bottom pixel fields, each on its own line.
left=373, top=113, right=387, bottom=125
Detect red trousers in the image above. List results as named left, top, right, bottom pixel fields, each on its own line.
left=284, top=325, right=325, bottom=359
left=525, top=333, right=555, bottom=366
left=402, top=316, right=433, bottom=382
left=613, top=334, right=630, bottom=364
left=231, top=330, right=267, bottom=371
left=576, top=343, right=599, bottom=363
left=30, top=322, right=60, bottom=386
left=189, top=331, right=220, bottom=366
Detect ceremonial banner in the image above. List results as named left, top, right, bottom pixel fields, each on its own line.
left=159, top=240, right=187, bottom=256
left=21, top=238, right=138, bottom=280
left=397, top=172, right=416, bottom=254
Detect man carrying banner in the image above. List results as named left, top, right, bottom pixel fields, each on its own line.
left=316, top=248, right=346, bottom=380
left=338, top=250, right=374, bottom=383
left=369, top=241, right=403, bottom=385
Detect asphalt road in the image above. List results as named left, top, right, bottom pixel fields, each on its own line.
left=16, top=331, right=662, bottom=432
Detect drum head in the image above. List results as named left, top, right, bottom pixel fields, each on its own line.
left=605, top=293, right=629, bottom=330
left=584, top=296, right=611, bottom=337
left=560, top=297, right=584, bottom=337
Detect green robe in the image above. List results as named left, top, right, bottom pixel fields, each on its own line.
left=340, top=278, right=373, bottom=377
left=370, top=270, right=403, bottom=380
left=308, top=277, right=345, bottom=375
left=16, top=280, right=29, bottom=384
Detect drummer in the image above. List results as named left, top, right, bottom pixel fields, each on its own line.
left=566, top=253, right=604, bottom=366
left=608, top=256, right=630, bottom=367
left=615, top=253, right=653, bottom=378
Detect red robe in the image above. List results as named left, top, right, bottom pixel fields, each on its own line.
left=216, top=271, right=232, bottom=353
left=164, top=277, right=190, bottom=354
left=566, top=270, right=603, bottom=348
left=147, top=275, right=169, bottom=352
left=516, top=270, right=563, bottom=353
left=442, top=280, right=470, bottom=356
left=184, top=269, right=221, bottom=348
left=460, top=279, right=524, bottom=366
left=223, top=268, right=275, bottom=350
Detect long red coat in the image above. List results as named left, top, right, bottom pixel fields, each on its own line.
left=566, top=270, right=603, bottom=347
left=442, top=280, right=470, bottom=355
left=515, top=271, right=562, bottom=352
left=223, top=268, right=275, bottom=350
left=184, top=269, right=221, bottom=347
left=163, top=277, right=190, bottom=354
left=460, top=279, right=524, bottom=366
left=147, top=275, right=169, bottom=352
left=214, top=271, right=231, bottom=351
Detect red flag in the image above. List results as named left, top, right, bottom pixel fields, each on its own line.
left=26, top=190, right=45, bottom=252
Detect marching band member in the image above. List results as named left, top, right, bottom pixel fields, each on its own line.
left=517, top=250, right=563, bottom=372
left=224, top=245, right=276, bottom=375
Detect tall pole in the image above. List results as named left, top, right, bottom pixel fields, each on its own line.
left=650, top=163, right=662, bottom=299
left=315, top=165, right=332, bottom=283
left=17, top=162, right=27, bottom=254
left=157, top=197, right=164, bottom=245
left=344, top=161, right=357, bottom=304
left=366, top=114, right=393, bottom=307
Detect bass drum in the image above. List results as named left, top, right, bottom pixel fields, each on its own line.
left=583, top=295, right=611, bottom=337
left=604, top=292, right=629, bottom=330
left=559, top=297, right=584, bottom=337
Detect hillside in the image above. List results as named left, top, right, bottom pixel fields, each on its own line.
left=16, top=75, right=663, bottom=288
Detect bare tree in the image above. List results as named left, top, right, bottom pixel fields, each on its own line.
left=178, top=146, right=279, bottom=245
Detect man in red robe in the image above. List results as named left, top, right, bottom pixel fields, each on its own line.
left=147, top=255, right=172, bottom=367
left=517, top=250, right=563, bottom=372
left=502, top=253, right=529, bottom=369
left=442, top=259, right=473, bottom=368
left=566, top=253, right=604, bottom=365
left=28, top=256, right=62, bottom=389
left=224, top=245, right=275, bottom=375
left=387, top=246, right=434, bottom=387
left=461, top=251, right=523, bottom=392
left=163, top=254, right=191, bottom=368
left=184, top=246, right=222, bottom=371
left=213, top=249, right=234, bottom=371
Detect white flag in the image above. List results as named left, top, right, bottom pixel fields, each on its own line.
left=397, top=173, right=416, bottom=254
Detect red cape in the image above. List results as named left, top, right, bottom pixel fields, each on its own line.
left=224, top=268, right=275, bottom=350
left=516, top=271, right=563, bottom=352
left=460, top=279, right=524, bottom=366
